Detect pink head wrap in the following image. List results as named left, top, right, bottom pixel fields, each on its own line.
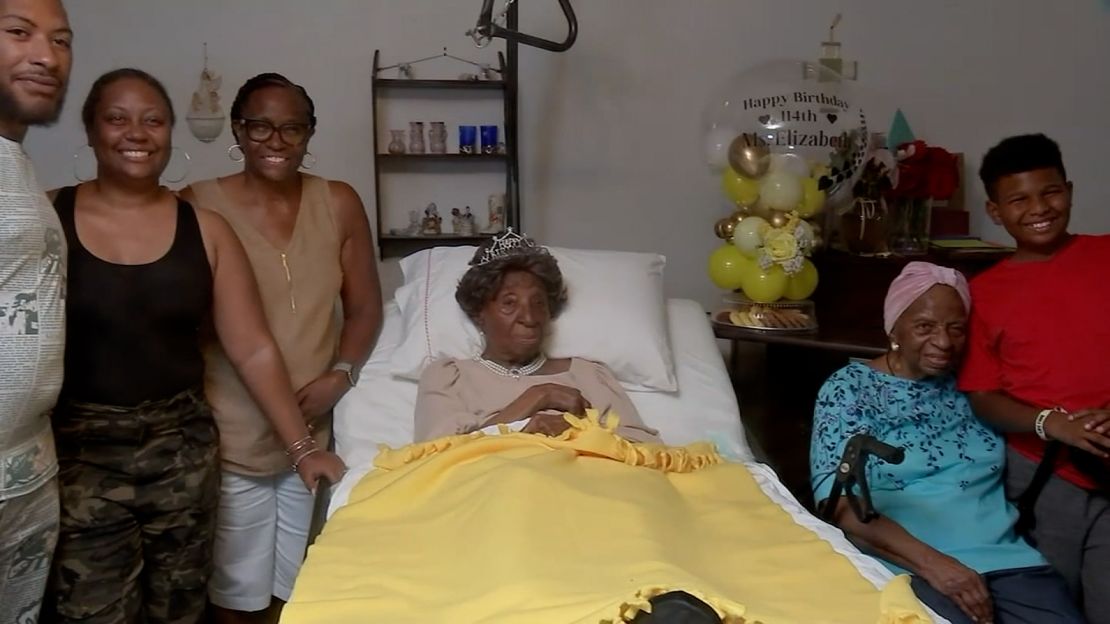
left=883, top=262, right=971, bottom=335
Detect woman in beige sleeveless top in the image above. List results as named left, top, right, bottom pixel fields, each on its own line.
left=182, top=73, right=382, bottom=624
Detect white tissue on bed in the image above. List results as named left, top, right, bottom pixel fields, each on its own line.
left=478, top=419, right=530, bottom=436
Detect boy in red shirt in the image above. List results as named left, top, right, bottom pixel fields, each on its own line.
left=959, top=133, right=1109, bottom=622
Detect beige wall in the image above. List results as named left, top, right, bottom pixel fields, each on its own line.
left=28, top=1, right=1110, bottom=308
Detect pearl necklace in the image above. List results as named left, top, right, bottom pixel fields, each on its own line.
left=475, top=354, right=547, bottom=379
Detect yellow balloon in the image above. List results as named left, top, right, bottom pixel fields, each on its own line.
left=721, top=168, right=760, bottom=207
left=783, top=259, right=819, bottom=300
left=736, top=254, right=762, bottom=286
left=797, top=177, right=827, bottom=218
left=742, top=264, right=788, bottom=303
left=707, top=244, right=752, bottom=290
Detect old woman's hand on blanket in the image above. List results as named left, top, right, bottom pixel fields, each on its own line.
left=530, top=383, right=591, bottom=417
left=917, top=538, right=994, bottom=623
left=523, top=412, right=575, bottom=437
left=521, top=384, right=590, bottom=436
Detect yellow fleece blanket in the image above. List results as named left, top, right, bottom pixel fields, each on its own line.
left=283, top=412, right=929, bottom=623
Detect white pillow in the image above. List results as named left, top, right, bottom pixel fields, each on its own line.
left=391, top=245, right=677, bottom=392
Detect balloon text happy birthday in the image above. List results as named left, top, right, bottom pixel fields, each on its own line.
left=740, top=92, right=850, bottom=111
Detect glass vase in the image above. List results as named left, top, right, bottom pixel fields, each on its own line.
left=408, top=122, right=425, bottom=154
left=387, top=129, right=406, bottom=154
left=888, top=197, right=933, bottom=255
left=428, top=122, right=447, bottom=154
left=838, top=197, right=889, bottom=255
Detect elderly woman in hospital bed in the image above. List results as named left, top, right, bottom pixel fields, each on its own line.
left=413, top=232, right=659, bottom=444
left=281, top=234, right=942, bottom=624
left=810, top=262, right=1083, bottom=624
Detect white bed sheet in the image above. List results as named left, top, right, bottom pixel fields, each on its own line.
left=328, top=298, right=945, bottom=622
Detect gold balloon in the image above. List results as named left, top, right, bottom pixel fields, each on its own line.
left=714, top=217, right=737, bottom=241
left=728, top=135, right=771, bottom=179
left=769, top=212, right=790, bottom=229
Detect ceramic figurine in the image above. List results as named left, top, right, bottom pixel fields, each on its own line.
left=452, top=207, right=476, bottom=236
left=390, top=209, right=421, bottom=236
left=420, top=203, right=442, bottom=236
left=483, top=193, right=505, bottom=234
left=478, top=64, right=499, bottom=81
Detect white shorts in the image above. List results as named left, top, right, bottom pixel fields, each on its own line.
left=208, top=471, right=316, bottom=611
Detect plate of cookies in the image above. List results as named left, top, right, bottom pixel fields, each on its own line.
left=713, top=300, right=817, bottom=332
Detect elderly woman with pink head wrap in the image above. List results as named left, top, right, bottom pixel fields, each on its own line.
left=810, top=263, right=1083, bottom=624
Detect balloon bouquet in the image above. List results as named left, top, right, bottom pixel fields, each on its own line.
left=704, top=60, right=868, bottom=313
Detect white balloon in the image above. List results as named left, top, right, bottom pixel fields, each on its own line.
left=759, top=171, right=804, bottom=212
left=732, top=216, right=768, bottom=258
left=769, top=153, right=811, bottom=178
left=704, top=125, right=737, bottom=172
left=701, top=59, right=870, bottom=215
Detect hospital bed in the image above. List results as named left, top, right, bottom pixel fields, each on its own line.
left=311, top=291, right=946, bottom=623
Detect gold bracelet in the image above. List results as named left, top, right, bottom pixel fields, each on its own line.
left=291, top=447, right=321, bottom=472
left=285, top=435, right=317, bottom=457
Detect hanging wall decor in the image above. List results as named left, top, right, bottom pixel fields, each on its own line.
left=186, top=43, right=226, bottom=143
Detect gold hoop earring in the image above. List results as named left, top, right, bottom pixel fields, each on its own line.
left=72, top=144, right=95, bottom=182
left=161, top=147, right=191, bottom=185
left=227, top=144, right=244, bottom=163
left=300, top=151, right=317, bottom=170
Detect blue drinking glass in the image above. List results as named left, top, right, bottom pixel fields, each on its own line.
left=480, top=125, right=499, bottom=154
left=458, top=125, right=477, bottom=154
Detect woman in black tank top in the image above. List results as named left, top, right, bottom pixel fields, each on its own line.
left=46, top=69, right=346, bottom=624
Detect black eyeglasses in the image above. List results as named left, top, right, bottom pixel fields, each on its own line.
left=237, top=118, right=312, bottom=145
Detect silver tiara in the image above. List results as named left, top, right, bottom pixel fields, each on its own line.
left=473, top=227, right=545, bottom=266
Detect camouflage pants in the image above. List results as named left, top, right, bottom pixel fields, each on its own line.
left=48, top=387, right=219, bottom=624
left=0, top=478, right=59, bottom=624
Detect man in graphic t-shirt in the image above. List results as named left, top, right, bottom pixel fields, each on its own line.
left=0, top=0, right=73, bottom=622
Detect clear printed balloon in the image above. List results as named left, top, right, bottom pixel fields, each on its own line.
left=703, top=59, right=869, bottom=216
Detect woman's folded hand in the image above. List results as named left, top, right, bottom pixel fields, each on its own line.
left=918, top=553, right=994, bottom=624
left=532, top=383, right=592, bottom=416
left=523, top=412, right=574, bottom=437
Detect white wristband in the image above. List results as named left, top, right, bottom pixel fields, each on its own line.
left=1035, top=407, right=1065, bottom=441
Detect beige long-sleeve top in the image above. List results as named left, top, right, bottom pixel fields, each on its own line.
left=414, top=357, right=660, bottom=443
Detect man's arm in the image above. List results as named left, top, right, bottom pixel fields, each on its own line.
left=969, top=391, right=1110, bottom=458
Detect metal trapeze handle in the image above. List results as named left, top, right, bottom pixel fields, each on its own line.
left=819, top=434, right=905, bottom=524
left=469, top=0, right=578, bottom=52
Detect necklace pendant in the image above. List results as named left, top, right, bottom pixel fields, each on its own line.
left=509, top=367, right=522, bottom=379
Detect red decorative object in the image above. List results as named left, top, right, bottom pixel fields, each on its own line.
left=890, top=140, right=960, bottom=201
